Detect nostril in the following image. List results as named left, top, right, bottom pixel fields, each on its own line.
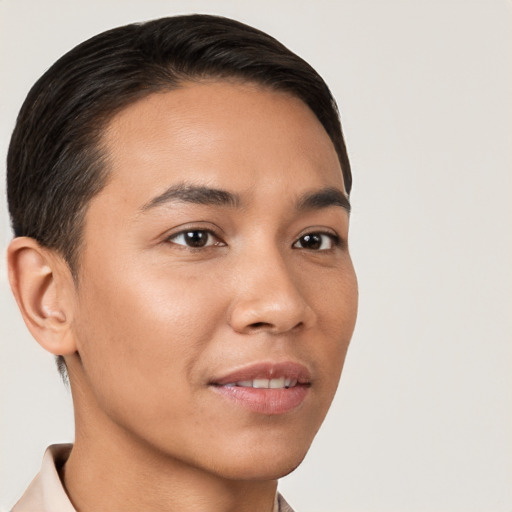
left=249, top=322, right=270, bottom=329
left=248, top=320, right=304, bottom=332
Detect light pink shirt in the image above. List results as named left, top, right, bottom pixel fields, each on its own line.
left=12, top=444, right=295, bottom=512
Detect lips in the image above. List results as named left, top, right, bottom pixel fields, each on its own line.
left=209, top=362, right=311, bottom=415
left=211, top=361, right=311, bottom=386
left=224, top=377, right=298, bottom=389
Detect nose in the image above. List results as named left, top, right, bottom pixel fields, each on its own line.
left=228, top=246, right=317, bottom=335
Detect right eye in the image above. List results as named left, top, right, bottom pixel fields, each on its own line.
left=166, top=229, right=225, bottom=248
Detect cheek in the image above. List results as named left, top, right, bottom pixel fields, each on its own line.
left=315, top=263, right=358, bottom=387
left=72, top=263, right=223, bottom=415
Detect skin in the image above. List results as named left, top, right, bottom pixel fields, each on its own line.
left=9, top=81, right=358, bottom=512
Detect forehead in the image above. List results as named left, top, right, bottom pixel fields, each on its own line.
left=97, top=81, right=344, bottom=209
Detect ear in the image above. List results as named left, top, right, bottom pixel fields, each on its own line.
left=7, top=237, right=77, bottom=356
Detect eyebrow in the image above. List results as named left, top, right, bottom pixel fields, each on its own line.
left=141, top=183, right=241, bottom=211
left=296, top=187, right=351, bottom=214
left=141, top=182, right=350, bottom=214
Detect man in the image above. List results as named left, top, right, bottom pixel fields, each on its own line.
left=7, top=14, right=357, bottom=512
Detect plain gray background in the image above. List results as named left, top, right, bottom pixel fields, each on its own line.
left=1, top=1, right=511, bottom=511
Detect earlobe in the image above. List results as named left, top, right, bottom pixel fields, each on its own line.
left=7, top=237, right=77, bottom=356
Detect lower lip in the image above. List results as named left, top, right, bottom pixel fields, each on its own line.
left=211, top=385, right=309, bottom=415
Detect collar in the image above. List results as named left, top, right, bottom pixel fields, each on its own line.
left=12, top=444, right=75, bottom=512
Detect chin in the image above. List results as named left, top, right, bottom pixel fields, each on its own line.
left=203, top=435, right=312, bottom=482
left=216, top=455, right=306, bottom=482
left=236, top=457, right=305, bottom=481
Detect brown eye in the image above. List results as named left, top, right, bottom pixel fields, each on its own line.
left=168, top=230, right=221, bottom=248
left=293, top=233, right=338, bottom=251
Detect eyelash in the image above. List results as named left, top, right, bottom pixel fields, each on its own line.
left=166, top=228, right=340, bottom=251
left=292, top=232, right=340, bottom=251
left=166, top=229, right=225, bottom=249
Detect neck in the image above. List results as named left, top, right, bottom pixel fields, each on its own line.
left=63, top=366, right=278, bottom=512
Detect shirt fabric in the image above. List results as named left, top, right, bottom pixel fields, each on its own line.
left=12, top=444, right=295, bottom=512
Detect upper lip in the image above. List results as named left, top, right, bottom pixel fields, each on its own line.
left=210, top=361, right=312, bottom=386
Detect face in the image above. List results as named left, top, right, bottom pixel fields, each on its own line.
left=70, top=81, right=358, bottom=480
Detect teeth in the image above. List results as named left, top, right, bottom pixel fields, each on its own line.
left=227, top=378, right=297, bottom=389
left=253, top=378, right=269, bottom=388
left=269, top=377, right=286, bottom=388
left=285, top=379, right=298, bottom=388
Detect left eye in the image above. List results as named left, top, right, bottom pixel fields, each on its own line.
left=167, top=230, right=223, bottom=248
left=293, top=232, right=338, bottom=251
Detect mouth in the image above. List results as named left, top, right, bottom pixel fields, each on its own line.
left=209, top=362, right=311, bottom=415
left=222, top=377, right=300, bottom=389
